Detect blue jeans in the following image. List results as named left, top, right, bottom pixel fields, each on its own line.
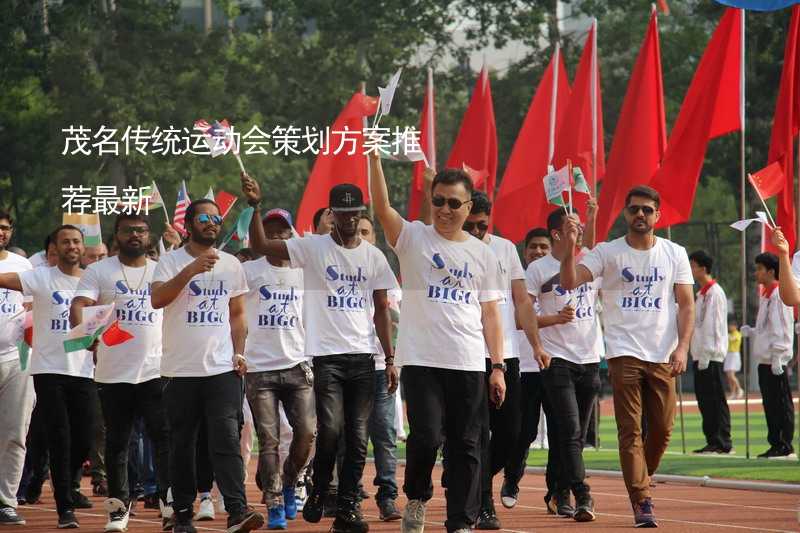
left=368, top=370, right=398, bottom=502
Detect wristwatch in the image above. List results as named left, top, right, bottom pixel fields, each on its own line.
left=491, top=362, right=507, bottom=373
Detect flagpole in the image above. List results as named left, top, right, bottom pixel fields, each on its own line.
left=739, top=8, right=750, bottom=459
left=360, top=81, right=374, bottom=219
left=590, top=17, right=598, bottom=196
left=549, top=44, right=560, bottom=166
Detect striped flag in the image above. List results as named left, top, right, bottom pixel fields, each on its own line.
left=62, top=213, right=102, bottom=246
left=173, top=181, right=190, bottom=236
left=194, top=119, right=238, bottom=157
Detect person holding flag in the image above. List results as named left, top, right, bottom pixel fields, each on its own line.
left=69, top=213, right=171, bottom=532
left=0, top=224, right=96, bottom=529
left=151, top=199, right=264, bottom=533
left=241, top=174, right=397, bottom=533
left=558, top=185, right=694, bottom=528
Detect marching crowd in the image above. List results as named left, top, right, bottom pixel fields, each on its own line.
left=0, top=152, right=796, bottom=533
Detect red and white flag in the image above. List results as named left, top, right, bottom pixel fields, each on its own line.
left=173, top=180, right=191, bottom=236
left=194, top=119, right=238, bottom=157
left=407, top=67, right=437, bottom=221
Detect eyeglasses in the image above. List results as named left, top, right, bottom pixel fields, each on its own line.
left=196, top=214, right=223, bottom=225
left=626, top=205, right=656, bottom=216
left=119, top=226, right=149, bottom=235
left=432, top=196, right=471, bottom=210
left=463, top=221, right=489, bottom=232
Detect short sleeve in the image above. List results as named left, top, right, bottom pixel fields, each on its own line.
left=285, top=236, right=314, bottom=269
left=525, top=262, right=541, bottom=298
left=791, top=251, right=800, bottom=283
left=674, top=246, right=693, bottom=285
left=579, top=244, right=605, bottom=280
left=18, top=268, right=40, bottom=298
left=371, top=250, right=399, bottom=291
left=478, top=248, right=502, bottom=303
left=392, top=219, right=421, bottom=256
left=507, top=242, right=525, bottom=281
left=152, top=254, right=174, bottom=284
left=75, top=263, right=101, bottom=301
left=229, top=259, right=249, bottom=298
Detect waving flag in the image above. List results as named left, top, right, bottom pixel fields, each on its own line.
left=64, top=304, right=115, bottom=353
left=63, top=213, right=102, bottom=247
left=749, top=161, right=786, bottom=199
left=194, top=119, right=238, bottom=157
left=377, top=68, right=403, bottom=116
left=214, top=190, right=238, bottom=219
left=543, top=164, right=572, bottom=206
left=173, top=181, right=190, bottom=236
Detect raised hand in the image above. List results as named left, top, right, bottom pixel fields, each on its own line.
left=772, top=227, right=791, bottom=256
left=240, top=172, right=262, bottom=206
left=188, top=248, right=219, bottom=276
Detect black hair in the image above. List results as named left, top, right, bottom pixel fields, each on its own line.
left=185, top=199, right=220, bottom=234
left=313, top=207, right=327, bottom=231
left=43, top=233, right=53, bottom=251
left=546, top=207, right=569, bottom=236
left=469, top=191, right=492, bottom=216
left=51, top=224, right=84, bottom=243
left=524, top=227, right=549, bottom=247
left=358, top=212, right=374, bottom=226
left=689, top=250, right=713, bottom=274
left=431, top=168, right=474, bottom=196
left=114, top=213, right=150, bottom=235
left=755, top=252, right=780, bottom=280
left=0, top=210, right=12, bottom=226
left=625, top=185, right=660, bottom=209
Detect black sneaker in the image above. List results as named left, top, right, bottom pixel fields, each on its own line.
left=0, top=504, right=25, bottom=525
left=377, top=499, right=401, bottom=521
left=24, top=483, right=43, bottom=505
left=172, top=507, right=195, bottom=533
left=500, top=479, right=519, bottom=509
left=72, top=491, right=93, bottom=509
left=475, top=501, right=501, bottom=530
left=226, top=506, right=265, bottom=533
left=57, top=510, right=79, bottom=529
left=692, top=444, right=718, bottom=454
left=573, top=492, right=596, bottom=522
left=757, top=447, right=783, bottom=458
left=161, top=515, right=175, bottom=531
left=143, top=494, right=160, bottom=510
left=173, top=522, right=197, bottom=533
left=323, top=492, right=338, bottom=518
left=555, top=490, right=575, bottom=518
left=330, top=501, right=368, bottom=533
left=302, top=490, right=325, bottom=523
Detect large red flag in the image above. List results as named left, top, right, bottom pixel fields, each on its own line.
left=296, top=93, right=379, bottom=231
left=494, top=47, right=571, bottom=242
left=650, top=8, right=743, bottom=227
left=596, top=10, right=667, bottom=242
left=767, top=5, right=800, bottom=252
left=407, top=68, right=437, bottom=220
left=446, top=66, right=498, bottom=198
left=553, top=18, right=605, bottom=218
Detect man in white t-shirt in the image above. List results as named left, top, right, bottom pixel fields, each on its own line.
left=242, top=176, right=396, bottom=533
left=70, top=214, right=170, bottom=532
left=527, top=207, right=604, bottom=523
left=0, top=224, right=96, bottom=529
left=369, top=153, right=506, bottom=533
left=151, top=199, right=264, bottom=533
left=559, top=185, right=694, bottom=528
left=687, top=250, right=732, bottom=455
left=0, top=212, right=34, bottom=527
left=241, top=208, right=315, bottom=529
left=461, top=192, right=548, bottom=530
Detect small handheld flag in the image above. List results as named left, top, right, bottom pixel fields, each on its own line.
left=194, top=119, right=247, bottom=174
left=543, top=164, right=571, bottom=208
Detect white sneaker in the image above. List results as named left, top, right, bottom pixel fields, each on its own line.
left=295, top=482, right=307, bottom=511
left=195, top=496, right=215, bottom=521
left=401, top=499, right=426, bottom=533
left=159, top=498, right=173, bottom=520
left=103, top=498, right=129, bottom=532
left=215, top=494, right=226, bottom=514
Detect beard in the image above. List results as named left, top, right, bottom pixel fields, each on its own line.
left=118, top=243, right=146, bottom=258
left=629, top=219, right=652, bottom=234
left=190, top=232, right=217, bottom=247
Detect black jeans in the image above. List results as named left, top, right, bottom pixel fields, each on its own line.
left=693, top=361, right=732, bottom=450
left=32, top=373, right=96, bottom=515
left=403, top=365, right=485, bottom=532
left=758, top=364, right=795, bottom=451
left=311, top=354, right=375, bottom=507
left=480, top=358, right=520, bottom=506
left=16, top=400, right=50, bottom=502
left=164, top=371, right=247, bottom=516
left=98, top=378, right=170, bottom=506
left=542, top=359, right=600, bottom=496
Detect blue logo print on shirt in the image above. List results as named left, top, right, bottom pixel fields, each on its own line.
left=427, top=253, right=473, bottom=304
left=0, top=289, right=20, bottom=315
left=325, top=265, right=368, bottom=311
left=620, top=266, right=665, bottom=311
left=258, top=284, right=300, bottom=328
left=50, top=291, right=72, bottom=331
left=186, top=280, right=228, bottom=325
left=114, top=280, right=158, bottom=324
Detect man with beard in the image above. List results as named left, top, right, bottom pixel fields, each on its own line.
left=241, top=175, right=396, bottom=533
left=70, top=214, right=171, bottom=532
left=0, top=225, right=95, bottom=529
left=0, top=211, right=34, bottom=526
left=559, top=185, right=694, bottom=528
left=151, top=199, right=264, bottom=533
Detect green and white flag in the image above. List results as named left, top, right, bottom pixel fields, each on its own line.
left=63, top=303, right=115, bottom=353
left=63, top=213, right=102, bottom=247
left=573, top=166, right=591, bottom=194
left=543, top=164, right=571, bottom=206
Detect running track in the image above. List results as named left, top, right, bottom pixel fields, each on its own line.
left=18, top=464, right=800, bottom=532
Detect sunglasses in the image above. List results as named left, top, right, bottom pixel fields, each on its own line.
left=626, top=205, right=656, bottom=216
left=119, top=226, right=149, bottom=235
left=463, top=221, right=489, bottom=232
left=196, top=214, right=223, bottom=225
left=432, top=195, right=471, bottom=210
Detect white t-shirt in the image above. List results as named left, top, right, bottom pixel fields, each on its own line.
left=152, top=247, right=248, bottom=377
left=791, top=251, right=800, bottom=283
left=19, top=266, right=93, bottom=378
left=243, top=258, right=306, bottom=372
left=75, top=256, right=162, bottom=384
left=286, top=234, right=397, bottom=357
left=517, top=330, right=540, bottom=373
left=392, top=220, right=503, bottom=372
left=486, top=235, right=526, bottom=359
left=580, top=236, right=693, bottom=364
left=526, top=253, right=604, bottom=364
left=0, top=252, right=32, bottom=363
left=374, top=287, right=402, bottom=372
left=29, top=251, right=48, bottom=269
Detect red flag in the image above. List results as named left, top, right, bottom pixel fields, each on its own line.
left=295, top=93, right=379, bottom=231
left=446, top=66, right=498, bottom=198
left=494, top=47, right=571, bottom=242
left=553, top=19, right=605, bottom=219
left=214, top=190, right=237, bottom=219
left=408, top=68, right=437, bottom=220
left=173, top=180, right=190, bottom=237
left=596, top=10, right=667, bottom=242
left=749, top=162, right=787, bottom=199
left=101, top=320, right=134, bottom=347
left=650, top=8, right=743, bottom=227
left=657, top=0, right=670, bottom=15
left=767, top=5, right=800, bottom=252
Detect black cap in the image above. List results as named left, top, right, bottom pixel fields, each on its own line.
left=329, top=184, right=365, bottom=212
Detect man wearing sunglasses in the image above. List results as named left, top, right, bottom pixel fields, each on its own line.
left=460, top=192, right=548, bottom=530
left=241, top=175, right=397, bottom=533
left=368, top=153, right=506, bottom=533
left=151, top=199, right=264, bottom=533
left=70, top=214, right=171, bottom=532
left=559, top=185, right=694, bottom=528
